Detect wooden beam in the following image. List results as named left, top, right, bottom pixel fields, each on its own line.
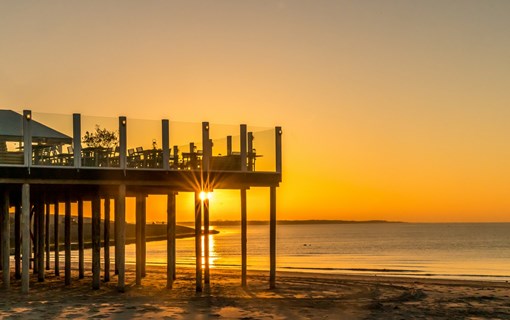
left=21, top=183, right=30, bottom=293
left=166, top=192, right=176, bottom=289
left=195, top=191, right=202, bottom=292
left=241, top=188, right=247, bottom=287
left=269, top=186, right=277, bottom=289
left=103, top=196, right=110, bottom=282
left=64, top=196, right=71, bottom=285
left=92, top=195, right=101, bottom=290
left=115, top=184, right=126, bottom=292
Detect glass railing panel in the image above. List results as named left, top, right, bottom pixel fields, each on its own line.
left=31, top=112, right=74, bottom=167
left=0, top=109, right=25, bottom=166
left=209, top=123, right=242, bottom=171
left=169, top=121, right=202, bottom=170
left=81, top=115, right=119, bottom=168
left=127, top=118, right=163, bottom=169
left=251, top=128, right=276, bottom=172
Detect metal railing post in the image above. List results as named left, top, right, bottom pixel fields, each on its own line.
left=275, top=127, right=282, bottom=177
left=162, top=120, right=170, bottom=170
left=22, top=110, right=32, bottom=168
left=73, top=114, right=81, bottom=168
left=119, top=117, right=127, bottom=170
left=240, top=125, right=247, bottom=171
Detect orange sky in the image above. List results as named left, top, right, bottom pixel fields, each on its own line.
left=2, top=1, right=510, bottom=222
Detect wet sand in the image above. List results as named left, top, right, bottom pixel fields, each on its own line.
left=1, top=265, right=510, bottom=319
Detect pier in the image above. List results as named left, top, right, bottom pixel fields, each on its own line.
left=0, top=109, right=282, bottom=293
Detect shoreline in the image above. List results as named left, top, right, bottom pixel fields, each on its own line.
left=1, top=265, right=510, bottom=319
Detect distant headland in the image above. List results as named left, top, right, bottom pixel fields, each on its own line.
left=180, top=220, right=403, bottom=226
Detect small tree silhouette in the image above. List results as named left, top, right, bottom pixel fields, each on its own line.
left=82, top=125, right=118, bottom=149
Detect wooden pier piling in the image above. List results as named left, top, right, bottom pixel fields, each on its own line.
left=21, top=183, right=30, bottom=293
left=167, top=192, right=176, bottom=289
left=135, top=194, right=143, bottom=285
left=115, top=184, right=126, bottom=292
left=53, top=200, right=59, bottom=277
left=37, top=198, right=45, bottom=282
left=194, top=192, right=202, bottom=292
left=141, top=195, right=146, bottom=278
left=269, top=186, right=277, bottom=289
left=104, top=196, right=110, bottom=282
left=15, top=204, right=21, bottom=279
left=92, top=195, right=101, bottom=290
left=45, top=202, right=50, bottom=271
left=204, top=196, right=210, bottom=285
left=64, top=196, right=71, bottom=285
left=241, top=188, right=247, bottom=287
left=1, top=189, right=10, bottom=289
left=78, top=198, right=84, bottom=279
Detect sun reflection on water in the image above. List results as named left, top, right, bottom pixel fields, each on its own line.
left=201, top=231, right=218, bottom=267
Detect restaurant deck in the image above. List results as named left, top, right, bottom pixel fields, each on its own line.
left=0, top=109, right=282, bottom=293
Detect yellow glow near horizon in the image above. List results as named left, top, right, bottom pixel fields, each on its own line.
left=2, top=1, right=510, bottom=222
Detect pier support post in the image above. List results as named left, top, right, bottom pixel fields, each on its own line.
left=204, top=196, right=210, bottom=285
left=15, top=203, right=21, bottom=279
left=115, top=185, right=126, bottom=292
left=37, top=197, right=45, bottom=282
left=269, top=186, right=277, bottom=289
left=141, top=196, right=146, bottom=278
left=54, top=200, right=60, bottom=276
left=114, top=198, right=119, bottom=276
left=45, top=202, right=50, bottom=270
left=195, top=191, right=202, bottom=292
left=78, top=198, right=84, bottom=279
left=166, top=192, right=176, bottom=289
left=135, top=194, right=143, bottom=285
left=241, top=188, right=247, bottom=287
left=1, top=189, right=10, bottom=289
left=0, top=193, right=3, bottom=272
left=92, top=195, right=101, bottom=290
left=64, top=195, right=71, bottom=285
left=21, top=183, right=30, bottom=293
left=104, top=196, right=110, bottom=282
left=33, top=200, right=39, bottom=275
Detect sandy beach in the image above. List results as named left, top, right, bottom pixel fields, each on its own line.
left=1, top=265, right=510, bottom=319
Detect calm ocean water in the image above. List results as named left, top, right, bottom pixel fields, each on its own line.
left=81, top=223, right=510, bottom=282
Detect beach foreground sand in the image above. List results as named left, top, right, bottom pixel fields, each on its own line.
left=1, top=265, right=510, bottom=319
